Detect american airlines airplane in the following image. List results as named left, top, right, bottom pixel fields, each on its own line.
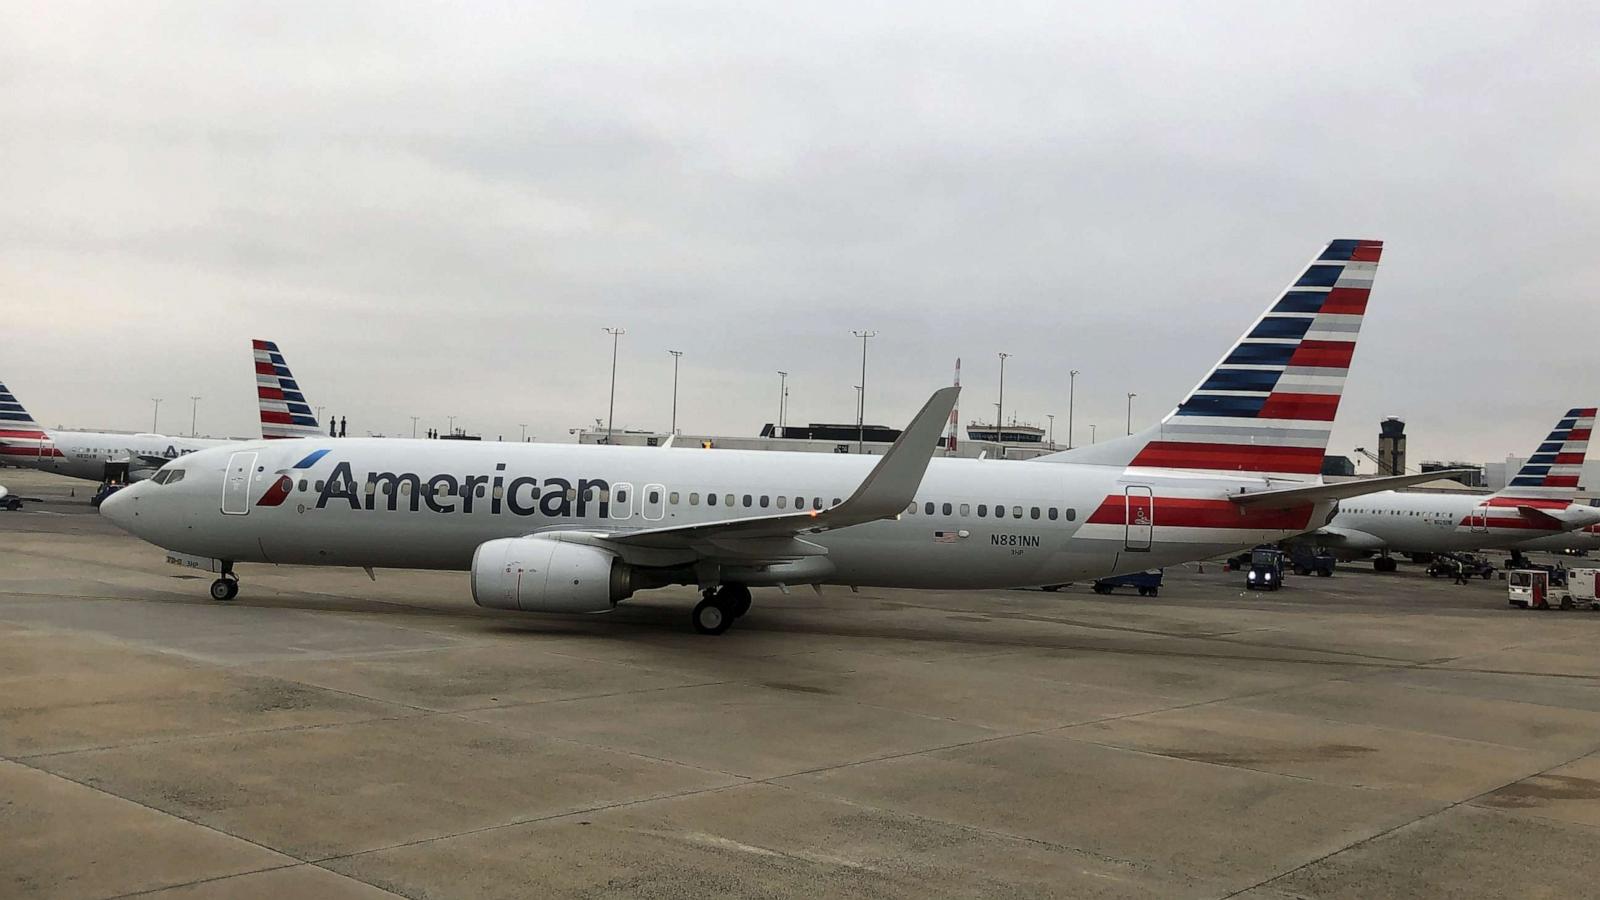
left=1512, top=522, right=1600, bottom=555
left=0, top=340, right=320, bottom=484
left=1306, top=409, right=1600, bottom=570
left=101, top=239, right=1449, bottom=634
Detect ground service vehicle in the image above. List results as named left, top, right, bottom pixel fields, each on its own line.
left=1091, top=570, right=1163, bottom=596
left=1247, top=547, right=1285, bottom=591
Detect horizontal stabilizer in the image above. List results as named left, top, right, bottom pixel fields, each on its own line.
left=1229, top=469, right=1478, bottom=511
left=1517, top=504, right=1600, bottom=530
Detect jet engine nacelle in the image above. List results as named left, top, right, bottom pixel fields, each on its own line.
left=470, top=537, right=634, bottom=613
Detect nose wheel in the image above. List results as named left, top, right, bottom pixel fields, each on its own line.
left=691, top=584, right=752, bottom=635
left=209, top=564, right=239, bottom=602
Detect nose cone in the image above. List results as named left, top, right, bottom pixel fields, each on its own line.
left=98, top=483, right=140, bottom=533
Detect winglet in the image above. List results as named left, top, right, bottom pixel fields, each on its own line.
left=829, top=386, right=960, bottom=525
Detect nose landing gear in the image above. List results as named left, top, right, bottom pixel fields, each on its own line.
left=208, top=562, right=239, bottom=602
left=691, top=583, right=752, bottom=635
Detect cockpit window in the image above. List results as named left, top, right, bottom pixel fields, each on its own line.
left=151, top=469, right=185, bottom=485
left=150, top=470, right=170, bottom=484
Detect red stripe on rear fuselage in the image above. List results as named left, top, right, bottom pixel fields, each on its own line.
left=1130, top=442, right=1324, bottom=475
left=1086, top=496, right=1314, bottom=530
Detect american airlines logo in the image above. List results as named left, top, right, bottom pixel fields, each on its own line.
left=280, top=460, right=617, bottom=518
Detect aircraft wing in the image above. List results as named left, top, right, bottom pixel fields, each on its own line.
left=603, top=386, right=959, bottom=553
left=1228, top=470, right=1479, bottom=511
left=1303, top=525, right=1387, bottom=551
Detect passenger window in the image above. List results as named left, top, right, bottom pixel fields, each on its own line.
left=813, top=498, right=823, bottom=510
left=942, top=502, right=952, bottom=515
left=1012, top=506, right=1022, bottom=518
left=708, top=493, right=718, bottom=506
left=649, top=490, right=661, bottom=504
left=778, top=496, right=788, bottom=509
left=1048, top=507, right=1058, bottom=520
left=491, top=485, right=502, bottom=499
left=690, top=492, right=700, bottom=506
left=743, top=494, right=753, bottom=507
left=315, top=480, right=325, bottom=491
left=667, top=491, right=677, bottom=504
left=618, top=489, right=629, bottom=504
left=402, top=482, right=412, bottom=495
left=479, top=485, right=489, bottom=498
left=978, top=504, right=988, bottom=517
left=925, top=501, right=935, bottom=515
left=1030, top=507, right=1040, bottom=519
left=794, top=496, right=803, bottom=509
left=298, top=478, right=308, bottom=492
left=599, top=489, right=610, bottom=502
left=960, top=503, right=970, bottom=516
left=1066, top=508, right=1077, bottom=521
left=760, top=495, right=769, bottom=508
left=833, top=498, right=842, bottom=506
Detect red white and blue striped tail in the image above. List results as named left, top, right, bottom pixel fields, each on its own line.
left=1038, top=239, right=1382, bottom=479
left=253, top=340, right=322, bottom=439
left=1498, top=408, right=1595, bottom=497
left=0, top=380, right=54, bottom=459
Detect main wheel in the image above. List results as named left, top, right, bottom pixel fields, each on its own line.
left=209, top=577, right=238, bottom=602
left=718, top=583, right=753, bottom=618
left=692, top=597, right=731, bottom=635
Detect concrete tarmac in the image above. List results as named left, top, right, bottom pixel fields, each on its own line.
left=4, top=466, right=1600, bottom=898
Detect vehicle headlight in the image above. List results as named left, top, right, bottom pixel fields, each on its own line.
left=1248, top=572, right=1257, bottom=580
left=1265, top=573, right=1273, bottom=581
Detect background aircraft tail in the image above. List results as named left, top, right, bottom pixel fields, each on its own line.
left=253, top=340, right=322, bottom=439
left=1037, top=239, right=1382, bottom=481
left=1495, top=408, right=1595, bottom=498
left=0, top=381, right=54, bottom=460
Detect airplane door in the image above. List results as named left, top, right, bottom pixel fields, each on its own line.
left=1468, top=506, right=1489, bottom=533
left=222, top=451, right=257, bottom=516
left=1125, top=485, right=1154, bottom=551
left=642, top=484, right=666, bottom=521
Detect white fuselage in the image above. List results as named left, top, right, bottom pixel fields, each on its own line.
left=1512, top=525, right=1600, bottom=554
left=103, top=439, right=1336, bottom=589
left=3, top=430, right=231, bottom=482
left=1326, top=490, right=1589, bottom=553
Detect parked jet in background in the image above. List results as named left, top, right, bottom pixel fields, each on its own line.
left=0, top=340, right=319, bottom=484
left=101, top=239, right=1449, bottom=633
left=1310, top=409, right=1600, bottom=570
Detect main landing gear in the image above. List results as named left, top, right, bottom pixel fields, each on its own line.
left=1373, top=554, right=1399, bottom=574
left=209, top=562, right=239, bottom=602
left=692, top=583, right=752, bottom=635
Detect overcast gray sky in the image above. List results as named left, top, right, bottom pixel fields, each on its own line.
left=3, top=2, right=1598, bottom=475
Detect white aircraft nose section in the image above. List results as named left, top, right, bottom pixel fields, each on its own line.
left=98, top=483, right=139, bottom=532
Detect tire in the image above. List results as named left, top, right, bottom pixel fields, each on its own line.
left=1137, top=587, right=1150, bottom=597
left=1318, top=569, right=1332, bottom=577
left=1561, top=596, right=1575, bottom=610
left=209, top=578, right=237, bottom=602
left=692, top=598, right=731, bottom=635
left=1149, top=588, right=1159, bottom=597
left=718, top=584, right=752, bottom=618
left=1295, top=568, right=1310, bottom=577
left=1042, top=585, right=1062, bottom=593
left=1093, top=584, right=1111, bottom=595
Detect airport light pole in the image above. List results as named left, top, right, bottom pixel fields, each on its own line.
left=668, top=350, right=683, bottom=435
left=447, top=415, right=455, bottom=436
left=1047, top=414, right=1055, bottom=450
left=1091, top=424, right=1097, bottom=444
left=410, top=416, right=419, bottom=438
left=1067, top=370, right=1079, bottom=449
left=188, top=396, right=201, bottom=437
left=851, top=330, right=876, bottom=453
left=150, top=398, right=162, bottom=433
left=776, top=371, right=789, bottom=436
left=1126, top=393, right=1137, bottom=435
left=996, top=352, right=1011, bottom=453
left=519, top=423, right=528, bottom=442
left=604, top=327, right=625, bottom=444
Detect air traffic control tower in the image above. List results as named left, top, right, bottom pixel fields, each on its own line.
left=1378, top=417, right=1407, bottom=476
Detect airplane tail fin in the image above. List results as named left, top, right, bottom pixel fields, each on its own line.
left=1495, top=408, right=1595, bottom=498
left=0, top=380, right=53, bottom=460
left=1036, top=239, right=1382, bottom=480
left=253, top=340, right=322, bottom=439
